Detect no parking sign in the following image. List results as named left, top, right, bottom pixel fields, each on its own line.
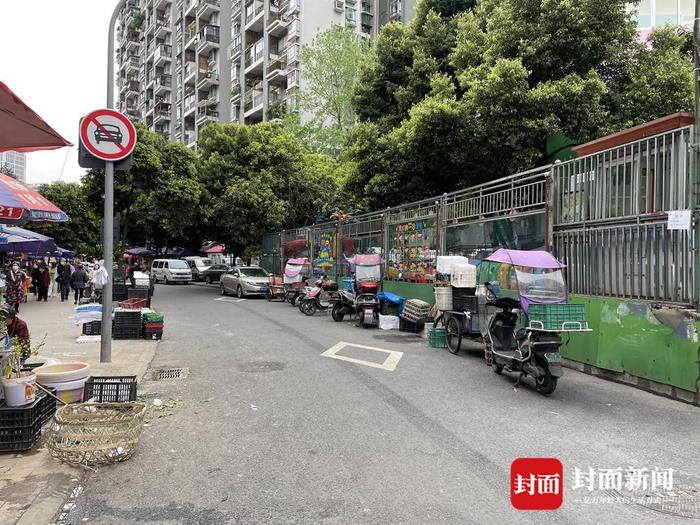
left=79, top=109, right=136, bottom=161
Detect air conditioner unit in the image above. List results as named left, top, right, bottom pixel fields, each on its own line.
left=334, top=0, right=344, bottom=12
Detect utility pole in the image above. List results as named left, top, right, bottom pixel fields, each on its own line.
left=101, top=0, right=126, bottom=363
left=695, top=0, right=700, bottom=138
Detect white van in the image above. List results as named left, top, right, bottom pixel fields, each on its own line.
left=150, top=259, right=192, bottom=284
left=183, top=256, right=212, bottom=281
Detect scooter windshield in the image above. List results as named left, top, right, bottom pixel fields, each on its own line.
left=356, top=265, right=380, bottom=282
left=515, top=267, right=567, bottom=308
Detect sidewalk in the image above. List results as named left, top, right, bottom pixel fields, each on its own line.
left=0, top=292, right=159, bottom=525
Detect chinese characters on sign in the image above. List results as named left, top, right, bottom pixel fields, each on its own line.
left=572, top=467, right=674, bottom=492
left=511, top=458, right=563, bottom=510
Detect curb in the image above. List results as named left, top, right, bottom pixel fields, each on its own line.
left=562, top=358, right=700, bottom=406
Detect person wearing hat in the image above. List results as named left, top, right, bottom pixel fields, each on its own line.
left=0, top=305, right=30, bottom=359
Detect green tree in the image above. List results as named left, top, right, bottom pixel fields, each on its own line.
left=299, top=26, right=372, bottom=151
left=29, top=182, right=100, bottom=256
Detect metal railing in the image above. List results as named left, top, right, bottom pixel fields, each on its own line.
left=554, top=218, right=695, bottom=304
left=552, top=126, right=694, bottom=225
left=245, top=0, right=264, bottom=23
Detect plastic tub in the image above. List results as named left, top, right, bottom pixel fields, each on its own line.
left=1, top=372, right=37, bottom=407
left=38, top=377, right=88, bottom=404
left=35, top=362, right=90, bottom=384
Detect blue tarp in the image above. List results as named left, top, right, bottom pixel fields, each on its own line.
left=377, top=291, right=406, bottom=316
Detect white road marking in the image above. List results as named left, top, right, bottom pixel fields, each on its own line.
left=321, top=341, right=403, bottom=371
left=215, top=297, right=246, bottom=302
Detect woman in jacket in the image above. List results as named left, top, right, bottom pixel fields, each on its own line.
left=5, top=263, right=27, bottom=312
left=70, top=264, right=88, bottom=304
left=36, top=264, right=50, bottom=302
left=58, top=261, right=72, bottom=302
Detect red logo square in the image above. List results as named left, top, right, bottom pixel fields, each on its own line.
left=511, top=458, right=563, bottom=510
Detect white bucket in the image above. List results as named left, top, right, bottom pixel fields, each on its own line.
left=39, top=377, right=88, bottom=404
left=434, top=287, right=453, bottom=310
left=422, top=322, right=434, bottom=339
left=1, top=372, right=37, bottom=407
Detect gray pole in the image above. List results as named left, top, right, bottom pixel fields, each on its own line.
left=101, top=0, right=126, bottom=363
left=695, top=0, right=700, bottom=136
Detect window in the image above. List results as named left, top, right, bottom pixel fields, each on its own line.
left=170, top=260, right=189, bottom=269
left=287, top=44, right=300, bottom=63
left=346, top=7, right=357, bottom=24
left=164, top=262, right=169, bottom=269
left=633, top=0, right=652, bottom=28
left=288, top=68, right=300, bottom=87
left=680, top=0, right=694, bottom=25
left=655, top=0, right=678, bottom=25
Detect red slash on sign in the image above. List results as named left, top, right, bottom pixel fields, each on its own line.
left=79, top=109, right=136, bottom=161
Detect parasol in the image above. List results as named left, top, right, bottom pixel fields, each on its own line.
left=0, top=172, right=68, bottom=223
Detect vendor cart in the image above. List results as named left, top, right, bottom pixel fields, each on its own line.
left=283, top=258, right=310, bottom=305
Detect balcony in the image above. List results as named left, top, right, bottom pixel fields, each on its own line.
left=245, top=0, right=264, bottom=32
left=154, top=105, right=171, bottom=125
left=154, top=74, right=172, bottom=95
left=185, top=23, right=197, bottom=49
left=230, top=81, right=242, bottom=101
left=361, top=1, right=372, bottom=13
left=287, top=0, right=300, bottom=15
left=266, top=57, right=287, bottom=86
left=243, top=88, right=263, bottom=118
left=267, top=11, right=288, bottom=36
left=184, top=61, right=197, bottom=84
left=184, top=129, right=196, bottom=147
left=184, top=0, right=197, bottom=17
left=197, top=0, right=220, bottom=19
left=184, top=94, right=197, bottom=116
left=126, top=80, right=140, bottom=97
left=125, top=56, right=140, bottom=73
left=229, top=41, right=242, bottom=60
left=154, top=44, right=172, bottom=66
left=196, top=106, right=219, bottom=126
left=232, top=0, right=242, bottom=19
left=197, top=24, right=220, bottom=54
left=155, top=0, right=171, bottom=9
left=154, top=17, right=171, bottom=39
left=197, top=68, right=220, bottom=90
left=245, top=39, right=264, bottom=75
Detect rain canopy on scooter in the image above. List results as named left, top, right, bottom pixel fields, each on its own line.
left=479, top=248, right=567, bottom=313
left=284, top=257, right=309, bottom=283
left=354, top=254, right=382, bottom=282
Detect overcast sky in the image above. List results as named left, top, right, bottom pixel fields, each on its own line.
left=2, top=1, right=117, bottom=184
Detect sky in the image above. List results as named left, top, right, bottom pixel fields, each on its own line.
left=2, top=1, right=117, bottom=184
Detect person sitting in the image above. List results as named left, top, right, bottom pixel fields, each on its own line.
left=1, top=305, right=30, bottom=359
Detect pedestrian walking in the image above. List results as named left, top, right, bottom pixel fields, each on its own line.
left=5, top=263, right=26, bottom=313
left=36, top=264, right=50, bottom=302
left=59, top=260, right=71, bottom=302
left=30, top=261, right=39, bottom=298
left=70, top=264, right=88, bottom=304
left=49, top=262, right=57, bottom=297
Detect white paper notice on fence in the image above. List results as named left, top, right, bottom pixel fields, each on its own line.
left=667, top=210, right=691, bottom=230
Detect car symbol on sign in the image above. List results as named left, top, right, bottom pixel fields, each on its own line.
left=94, top=124, right=123, bottom=145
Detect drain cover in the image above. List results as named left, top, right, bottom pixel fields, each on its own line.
left=154, top=367, right=189, bottom=380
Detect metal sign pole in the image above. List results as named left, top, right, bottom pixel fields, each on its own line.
left=101, top=0, right=125, bottom=363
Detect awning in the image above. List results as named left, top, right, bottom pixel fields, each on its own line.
left=204, top=244, right=225, bottom=254
left=55, top=246, right=73, bottom=259
left=0, top=172, right=68, bottom=224
left=0, top=81, right=72, bottom=153
left=0, top=225, right=57, bottom=254
left=124, top=246, right=155, bottom=256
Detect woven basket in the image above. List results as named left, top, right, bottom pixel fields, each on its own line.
left=47, top=402, right=147, bottom=466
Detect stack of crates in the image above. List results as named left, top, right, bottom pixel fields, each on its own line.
left=113, top=309, right=142, bottom=339
left=401, top=299, right=431, bottom=322
left=142, top=311, right=165, bottom=340
left=82, top=320, right=102, bottom=335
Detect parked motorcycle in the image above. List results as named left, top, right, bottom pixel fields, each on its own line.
left=298, top=277, right=339, bottom=316
left=331, top=289, right=355, bottom=321
left=478, top=248, right=591, bottom=395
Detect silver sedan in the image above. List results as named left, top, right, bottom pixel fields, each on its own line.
left=220, top=266, right=269, bottom=298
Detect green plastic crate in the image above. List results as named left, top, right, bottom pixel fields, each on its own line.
left=428, top=327, right=447, bottom=348
left=528, top=304, right=588, bottom=331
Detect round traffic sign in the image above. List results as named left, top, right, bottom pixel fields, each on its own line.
left=79, top=109, right=137, bottom=161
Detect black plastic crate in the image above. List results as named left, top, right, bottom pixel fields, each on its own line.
left=0, top=417, right=42, bottom=452
left=399, top=318, right=425, bottom=333
left=0, top=393, right=44, bottom=428
left=82, top=320, right=102, bottom=335
left=127, top=287, right=150, bottom=299
left=452, top=289, right=478, bottom=312
left=40, top=389, right=57, bottom=424
left=113, top=329, right=142, bottom=339
left=84, top=376, right=137, bottom=402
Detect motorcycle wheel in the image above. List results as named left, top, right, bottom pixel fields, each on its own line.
left=535, top=366, right=558, bottom=395
left=492, top=364, right=504, bottom=375
left=446, top=317, right=462, bottom=355
left=331, top=303, right=345, bottom=322
left=266, top=290, right=273, bottom=302
left=300, top=300, right=317, bottom=316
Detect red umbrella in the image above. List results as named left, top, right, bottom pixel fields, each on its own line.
left=0, top=172, right=68, bottom=223
left=0, top=80, right=72, bottom=152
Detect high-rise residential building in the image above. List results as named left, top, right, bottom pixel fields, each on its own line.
left=0, top=151, right=27, bottom=182
left=116, top=0, right=416, bottom=147
left=631, top=0, right=694, bottom=31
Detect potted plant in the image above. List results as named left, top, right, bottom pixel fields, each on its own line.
left=1, top=335, right=45, bottom=407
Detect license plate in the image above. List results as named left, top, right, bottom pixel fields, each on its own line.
left=260, top=285, right=268, bottom=291
left=545, top=352, right=561, bottom=363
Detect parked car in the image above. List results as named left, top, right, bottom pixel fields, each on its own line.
left=183, top=256, right=213, bottom=281
left=200, top=264, right=230, bottom=284
left=220, top=266, right=269, bottom=298
left=150, top=259, right=192, bottom=284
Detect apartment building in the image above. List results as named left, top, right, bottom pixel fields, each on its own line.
left=632, top=0, right=695, bottom=29
left=0, top=151, right=27, bottom=182
left=116, top=0, right=416, bottom=146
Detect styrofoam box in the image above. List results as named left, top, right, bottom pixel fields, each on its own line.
left=379, top=314, right=400, bottom=331
left=451, top=264, right=477, bottom=288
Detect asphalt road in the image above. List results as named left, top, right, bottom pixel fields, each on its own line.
left=59, top=283, right=700, bottom=525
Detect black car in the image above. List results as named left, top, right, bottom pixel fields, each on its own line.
left=94, top=124, right=123, bottom=144
left=200, top=264, right=230, bottom=284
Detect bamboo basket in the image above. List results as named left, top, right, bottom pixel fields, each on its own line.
left=47, top=402, right=147, bottom=466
